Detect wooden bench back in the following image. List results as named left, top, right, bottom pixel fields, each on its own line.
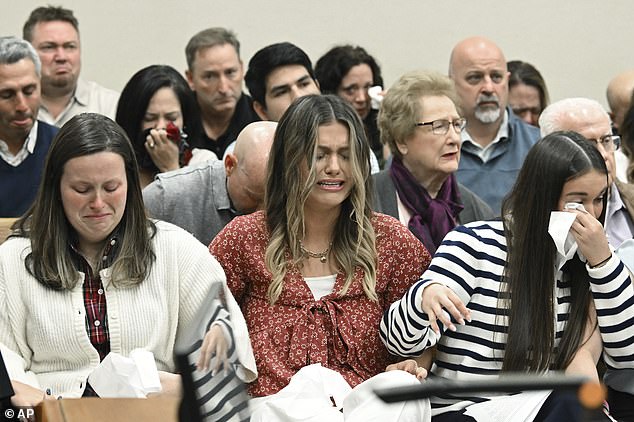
left=0, top=218, right=17, bottom=244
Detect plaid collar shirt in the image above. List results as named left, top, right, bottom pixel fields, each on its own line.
left=70, top=234, right=120, bottom=362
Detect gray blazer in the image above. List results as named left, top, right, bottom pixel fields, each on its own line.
left=372, top=169, right=495, bottom=225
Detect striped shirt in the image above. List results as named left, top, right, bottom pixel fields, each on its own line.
left=175, top=282, right=248, bottom=421
left=380, top=220, right=634, bottom=414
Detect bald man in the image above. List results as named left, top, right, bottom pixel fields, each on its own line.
left=449, top=36, right=539, bottom=213
left=143, top=121, right=276, bottom=245
left=540, top=97, right=634, bottom=422
left=607, top=69, right=634, bottom=133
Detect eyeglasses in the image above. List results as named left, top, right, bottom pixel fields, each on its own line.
left=587, top=134, right=621, bottom=152
left=415, top=117, right=467, bottom=135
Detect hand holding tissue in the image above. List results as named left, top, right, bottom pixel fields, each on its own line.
left=549, top=202, right=612, bottom=270
left=549, top=204, right=585, bottom=270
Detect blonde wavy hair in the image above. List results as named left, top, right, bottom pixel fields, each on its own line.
left=264, top=95, right=377, bottom=304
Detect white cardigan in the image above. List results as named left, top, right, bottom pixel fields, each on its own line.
left=0, top=220, right=255, bottom=397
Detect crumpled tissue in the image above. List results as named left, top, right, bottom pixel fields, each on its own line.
left=343, top=370, right=430, bottom=422
left=368, top=85, right=384, bottom=110
left=250, top=364, right=351, bottom=422
left=548, top=210, right=585, bottom=270
left=87, top=349, right=161, bottom=398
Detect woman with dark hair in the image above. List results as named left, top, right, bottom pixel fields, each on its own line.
left=507, top=60, right=550, bottom=127
left=382, top=132, right=634, bottom=420
left=315, top=45, right=385, bottom=167
left=0, top=114, right=254, bottom=406
left=209, top=95, right=430, bottom=398
left=116, top=65, right=207, bottom=187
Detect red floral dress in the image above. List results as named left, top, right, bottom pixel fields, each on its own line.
left=210, top=211, right=430, bottom=397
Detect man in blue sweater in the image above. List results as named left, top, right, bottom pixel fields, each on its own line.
left=449, top=36, right=539, bottom=214
left=0, top=37, right=57, bottom=217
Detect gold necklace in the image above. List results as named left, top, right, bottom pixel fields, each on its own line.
left=299, top=240, right=332, bottom=263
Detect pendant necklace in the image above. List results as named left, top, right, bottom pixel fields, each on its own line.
left=299, top=240, right=332, bottom=263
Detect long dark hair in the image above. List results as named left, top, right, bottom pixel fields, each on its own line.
left=15, top=113, right=155, bottom=290
left=115, top=65, right=202, bottom=173
left=500, top=131, right=608, bottom=372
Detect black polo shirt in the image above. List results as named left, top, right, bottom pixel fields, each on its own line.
left=192, top=93, right=260, bottom=158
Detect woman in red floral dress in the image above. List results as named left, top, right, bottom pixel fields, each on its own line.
left=209, top=95, right=431, bottom=397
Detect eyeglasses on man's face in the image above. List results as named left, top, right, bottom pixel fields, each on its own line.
left=587, top=134, right=621, bottom=152
left=415, top=117, right=467, bottom=135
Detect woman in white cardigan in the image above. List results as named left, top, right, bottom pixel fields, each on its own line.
left=0, top=113, right=255, bottom=407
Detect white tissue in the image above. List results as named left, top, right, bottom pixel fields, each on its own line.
left=250, top=364, right=352, bottom=422
left=368, top=85, right=384, bottom=110
left=548, top=211, right=585, bottom=270
left=87, top=349, right=161, bottom=398
left=129, top=349, right=161, bottom=393
left=564, top=202, right=586, bottom=212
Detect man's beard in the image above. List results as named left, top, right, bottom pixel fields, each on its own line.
left=474, top=107, right=501, bottom=124
left=474, top=94, right=501, bottom=124
left=46, top=73, right=75, bottom=90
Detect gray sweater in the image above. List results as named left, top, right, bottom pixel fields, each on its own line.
left=143, top=160, right=234, bottom=246
left=372, top=169, right=495, bottom=228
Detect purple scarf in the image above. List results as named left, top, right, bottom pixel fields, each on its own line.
left=390, top=157, right=464, bottom=255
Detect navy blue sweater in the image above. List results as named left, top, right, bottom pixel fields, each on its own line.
left=0, top=121, right=57, bottom=217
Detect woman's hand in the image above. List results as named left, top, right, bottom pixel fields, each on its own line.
left=567, top=209, right=611, bottom=267
left=196, top=324, right=229, bottom=373
left=148, top=371, right=182, bottom=399
left=10, top=380, right=53, bottom=407
left=386, top=359, right=428, bottom=380
left=422, top=283, right=470, bottom=334
left=145, top=129, right=180, bottom=173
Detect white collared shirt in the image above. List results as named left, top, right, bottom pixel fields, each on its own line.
left=38, top=79, right=119, bottom=128
left=615, top=149, right=629, bottom=183
left=606, top=182, right=634, bottom=249
left=461, top=110, right=509, bottom=163
left=0, top=121, right=39, bottom=167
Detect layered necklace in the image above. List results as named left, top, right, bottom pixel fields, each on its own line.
left=299, top=240, right=333, bottom=263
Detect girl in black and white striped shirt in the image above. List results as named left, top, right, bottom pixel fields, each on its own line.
left=381, top=131, right=634, bottom=421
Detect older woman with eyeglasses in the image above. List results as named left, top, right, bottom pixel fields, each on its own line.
left=374, top=70, right=494, bottom=255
